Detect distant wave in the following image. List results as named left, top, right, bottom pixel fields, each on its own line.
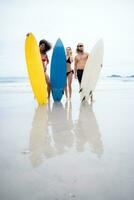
left=0, top=75, right=134, bottom=84
left=0, top=77, right=28, bottom=83
left=107, top=74, right=134, bottom=78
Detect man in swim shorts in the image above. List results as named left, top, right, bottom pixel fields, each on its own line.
left=74, top=43, right=89, bottom=87
left=74, top=43, right=93, bottom=102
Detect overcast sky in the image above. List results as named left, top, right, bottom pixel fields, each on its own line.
left=0, top=0, right=134, bottom=76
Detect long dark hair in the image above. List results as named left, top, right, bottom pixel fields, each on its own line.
left=39, top=39, right=52, bottom=53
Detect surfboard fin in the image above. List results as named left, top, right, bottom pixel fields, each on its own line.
left=79, top=88, right=83, bottom=93
left=82, top=96, right=86, bottom=102
left=101, top=64, right=103, bottom=68
left=89, top=91, right=92, bottom=96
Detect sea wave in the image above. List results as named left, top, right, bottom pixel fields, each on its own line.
left=107, top=74, right=134, bottom=79
left=0, top=77, right=28, bottom=83
left=0, top=75, right=134, bottom=84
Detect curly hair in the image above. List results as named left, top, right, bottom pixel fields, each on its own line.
left=39, top=39, right=52, bottom=53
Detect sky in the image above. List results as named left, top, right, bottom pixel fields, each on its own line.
left=0, top=0, right=134, bottom=77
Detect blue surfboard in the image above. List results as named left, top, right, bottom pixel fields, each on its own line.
left=50, top=39, right=66, bottom=101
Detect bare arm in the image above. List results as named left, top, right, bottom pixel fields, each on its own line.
left=70, top=56, right=73, bottom=63
left=42, top=62, right=47, bottom=72
left=74, top=56, right=78, bottom=79
left=42, top=54, right=49, bottom=73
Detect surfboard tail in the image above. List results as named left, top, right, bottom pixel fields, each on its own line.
left=52, top=89, right=64, bottom=101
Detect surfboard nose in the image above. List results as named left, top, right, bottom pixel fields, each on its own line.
left=55, top=38, right=64, bottom=48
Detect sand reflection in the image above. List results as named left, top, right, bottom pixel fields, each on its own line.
left=74, top=102, right=103, bottom=157
left=29, top=101, right=103, bottom=167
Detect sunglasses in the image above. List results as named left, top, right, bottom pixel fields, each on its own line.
left=77, top=45, right=83, bottom=47
left=66, top=47, right=71, bottom=50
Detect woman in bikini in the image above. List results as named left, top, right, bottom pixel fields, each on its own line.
left=65, top=47, right=74, bottom=99
left=39, top=39, right=52, bottom=99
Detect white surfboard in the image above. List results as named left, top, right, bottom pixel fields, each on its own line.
left=80, top=39, right=104, bottom=102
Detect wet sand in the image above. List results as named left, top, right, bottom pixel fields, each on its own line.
left=0, top=80, right=134, bottom=200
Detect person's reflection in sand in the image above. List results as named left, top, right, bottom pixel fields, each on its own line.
left=74, top=102, right=103, bottom=157
left=49, top=101, right=74, bottom=155
left=29, top=105, right=55, bottom=167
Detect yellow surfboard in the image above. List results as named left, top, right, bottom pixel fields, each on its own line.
left=25, top=33, right=48, bottom=104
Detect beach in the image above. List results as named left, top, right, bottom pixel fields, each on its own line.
left=0, top=77, right=134, bottom=200
left=1, top=0, right=134, bottom=198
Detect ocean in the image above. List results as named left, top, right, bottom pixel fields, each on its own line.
left=0, top=75, right=134, bottom=94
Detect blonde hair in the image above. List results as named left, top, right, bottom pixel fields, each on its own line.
left=66, top=47, right=73, bottom=57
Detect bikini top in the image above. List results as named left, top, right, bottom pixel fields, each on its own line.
left=66, top=57, right=71, bottom=64
left=41, top=54, right=49, bottom=63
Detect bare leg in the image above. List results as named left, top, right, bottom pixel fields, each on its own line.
left=68, top=73, right=73, bottom=98
left=47, top=85, right=50, bottom=99
left=64, top=85, right=68, bottom=98
left=79, top=83, right=81, bottom=91
left=45, top=74, right=51, bottom=99
left=91, top=94, right=94, bottom=102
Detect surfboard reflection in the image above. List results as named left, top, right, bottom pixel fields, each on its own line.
left=74, top=102, right=103, bottom=157
left=29, top=101, right=74, bottom=167
left=49, top=101, right=74, bottom=155
left=29, top=105, right=55, bottom=167
left=29, top=101, right=103, bottom=167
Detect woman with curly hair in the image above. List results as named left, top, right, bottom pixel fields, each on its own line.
left=39, top=39, right=52, bottom=99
